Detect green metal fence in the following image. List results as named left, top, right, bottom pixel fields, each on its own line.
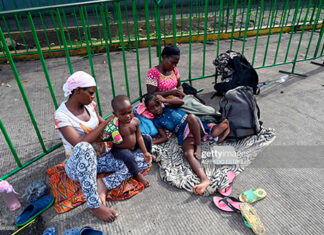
left=0, top=0, right=323, bottom=179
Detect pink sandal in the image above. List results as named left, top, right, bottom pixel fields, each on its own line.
left=213, top=196, right=242, bottom=213
left=219, top=171, right=236, bottom=196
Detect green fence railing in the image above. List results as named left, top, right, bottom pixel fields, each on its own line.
left=0, top=0, right=323, bottom=179
left=1, top=0, right=323, bottom=61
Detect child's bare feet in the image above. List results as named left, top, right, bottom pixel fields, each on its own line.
left=143, top=152, right=152, bottom=163
left=135, top=173, right=150, bottom=187
left=97, top=178, right=108, bottom=205
left=211, top=119, right=229, bottom=137
left=193, top=179, right=211, bottom=195
left=194, top=145, right=202, bottom=160
left=151, top=155, right=157, bottom=162
left=218, top=125, right=230, bottom=143
left=90, top=205, right=119, bottom=222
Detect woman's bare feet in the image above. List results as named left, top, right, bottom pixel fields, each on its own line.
left=97, top=178, right=108, bottom=205
left=135, top=173, right=150, bottom=187
left=193, top=179, right=211, bottom=195
left=90, top=205, right=119, bottom=222
left=194, top=145, right=202, bottom=160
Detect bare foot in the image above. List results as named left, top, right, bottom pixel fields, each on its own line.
left=193, top=179, right=211, bottom=195
left=135, top=173, right=150, bottom=187
left=211, top=119, right=229, bottom=137
left=90, top=205, right=119, bottom=222
left=151, top=155, right=157, bottom=162
left=218, top=125, right=230, bottom=143
left=194, top=145, right=202, bottom=160
left=97, top=178, right=108, bottom=205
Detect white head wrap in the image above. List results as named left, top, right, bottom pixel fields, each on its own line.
left=62, top=71, right=96, bottom=97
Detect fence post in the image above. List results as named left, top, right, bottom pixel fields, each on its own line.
left=99, top=3, right=116, bottom=98
left=132, top=0, right=143, bottom=99
left=56, top=8, right=73, bottom=75
left=27, top=12, right=58, bottom=109
left=115, top=1, right=130, bottom=98
left=0, top=25, right=46, bottom=152
left=144, top=0, right=152, bottom=68
left=0, top=120, right=22, bottom=168
left=154, top=1, right=162, bottom=63
left=79, top=6, right=103, bottom=115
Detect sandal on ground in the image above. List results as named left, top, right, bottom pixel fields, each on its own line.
left=63, top=226, right=104, bottom=235
left=43, top=227, right=56, bottom=235
left=213, top=196, right=242, bottom=213
left=15, top=195, right=54, bottom=227
left=242, top=215, right=251, bottom=228
left=240, top=203, right=266, bottom=235
left=239, top=188, right=267, bottom=203
left=219, top=171, right=236, bottom=196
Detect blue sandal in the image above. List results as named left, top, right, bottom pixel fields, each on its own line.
left=15, top=195, right=54, bottom=226
left=63, top=226, right=104, bottom=235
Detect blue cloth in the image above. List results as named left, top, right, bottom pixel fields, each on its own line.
left=133, top=106, right=158, bottom=136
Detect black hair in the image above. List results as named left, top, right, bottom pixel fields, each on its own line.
left=161, top=44, right=180, bottom=57
left=111, top=95, right=130, bottom=111
left=144, top=93, right=157, bottom=107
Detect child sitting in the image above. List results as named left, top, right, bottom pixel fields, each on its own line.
left=102, top=95, right=155, bottom=187
left=144, top=94, right=230, bottom=194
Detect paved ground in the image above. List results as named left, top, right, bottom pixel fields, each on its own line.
left=0, top=31, right=324, bottom=235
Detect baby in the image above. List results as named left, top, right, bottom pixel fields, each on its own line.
left=102, top=95, right=154, bottom=187
left=145, top=94, right=230, bottom=194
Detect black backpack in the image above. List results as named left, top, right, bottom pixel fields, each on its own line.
left=182, top=82, right=206, bottom=104
left=219, top=86, right=262, bottom=140
left=213, top=53, right=259, bottom=96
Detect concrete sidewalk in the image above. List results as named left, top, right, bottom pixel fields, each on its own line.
left=0, top=33, right=323, bottom=234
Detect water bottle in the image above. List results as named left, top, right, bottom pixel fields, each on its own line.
left=0, top=180, right=21, bottom=211
left=276, top=75, right=289, bottom=83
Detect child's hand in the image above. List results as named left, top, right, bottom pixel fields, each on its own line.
left=143, top=152, right=152, bottom=163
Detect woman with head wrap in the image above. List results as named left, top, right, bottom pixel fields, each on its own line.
left=54, top=71, right=150, bottom=222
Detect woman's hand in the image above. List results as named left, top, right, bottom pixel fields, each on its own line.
left=171, top=88, right=185, bottom=98
left=158, top=95, right=184, bottom=107
left=156, top=95, right=165, bottom=103
left=60, top=113, right=112, bottom=147
left=147, top=84, right=185, bottom=99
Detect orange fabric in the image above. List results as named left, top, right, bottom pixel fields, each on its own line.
left=46, top=162, right=151, bottom=214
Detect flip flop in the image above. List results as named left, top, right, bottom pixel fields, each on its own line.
left=43, top=227, right=56, bottom=235
left=240, top=203, right=266, bottom=235
left=219, top=171, right=236, bottom=196
left=15, top=195, right=54, bottom=227
left=239, top=188, right=267, bottom=203
left=63, top=226, right=104, bottom=235
left=242, top=215, right=251, bottom=228
left=213, top=196, right=242, bottom=213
